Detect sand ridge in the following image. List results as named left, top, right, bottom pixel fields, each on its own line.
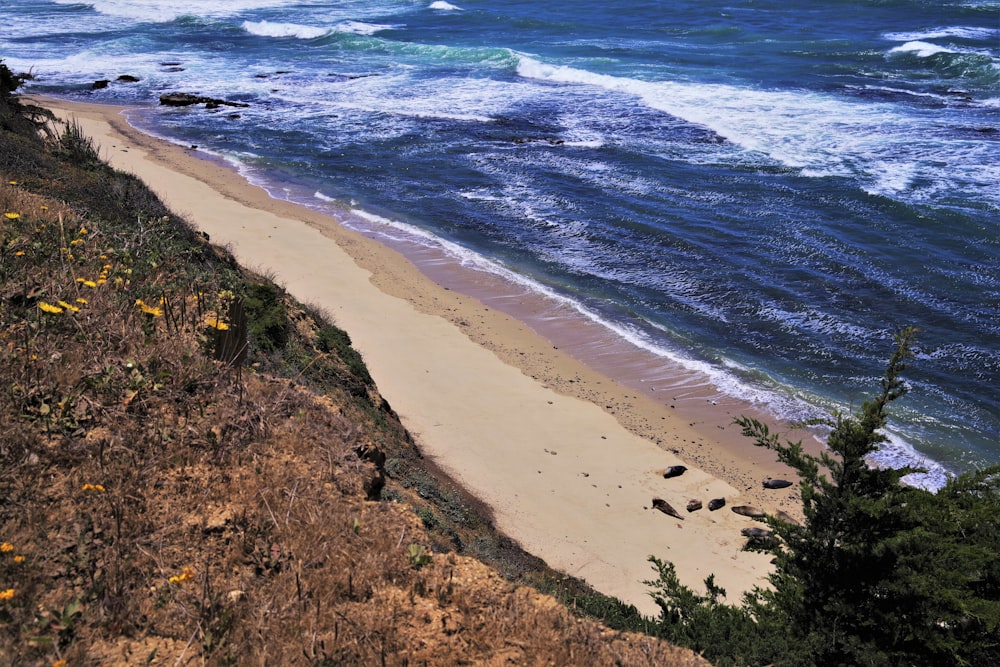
left=36, top=96, right=809, bottom=615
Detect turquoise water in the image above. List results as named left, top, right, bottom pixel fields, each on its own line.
left=4, top=0, right=999, bottom=488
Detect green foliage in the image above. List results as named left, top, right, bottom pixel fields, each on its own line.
left=645, top=558, right=791, bottom=667
left=407, top=544, right=432, bottom=569
left=646, top=328, right=1000, bottom=666
left=317, top=324, right=372, bottom=386
left=56, top=119, right=102, bottom=170
left=0, top=60, right=52, bottom=139
left=1, top=60, right=23, bottom=99
left=242, top=282, right=290, bottom=353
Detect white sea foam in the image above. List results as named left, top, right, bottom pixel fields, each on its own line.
left=868, top=430, right=952, bottom=491
left=515, top=55, right=875, bottom=173
left=889, top=41, right=957, bottom=58
left=514, top=55, right=999, bottom=206
left=242, top=20, right=329, bottom=40
left=55, top=0, right=296, bottom=23
left=884, top=26, right=999, bottom=42
left=242, top=19, right=396, bottom=38
left=429, top=1, right=462, bottom=10
left=334, top=21, right=397, bottom=36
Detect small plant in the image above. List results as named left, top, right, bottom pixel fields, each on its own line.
left=55, top=119, right=101, bottom=169
left=407, top=544, right=432, bottom=569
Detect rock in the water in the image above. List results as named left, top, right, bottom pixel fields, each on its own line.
left=686, top=499, right=702, bottom=512
left=91, top=79, right=110, bottom=90
left=707, top=497, right=726, bottom=511
left=663, top=465, right=687, bottom=479
left=159, top=92, right=250, bottom=109
left=763, top=478, right=793, bottom=489
left=159, top=93, right=202, bottom=106
left=731, top=505, right=767, bottom=518
left=651, top=498, right=685, bottom=520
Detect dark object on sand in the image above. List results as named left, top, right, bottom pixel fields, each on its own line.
left=763, top=478, right=793, bottom=489
left=663, top=465, right=687, bottom=479
left=776, top=509, right=801, bottom=525
left=652, top=498, right=685, bottom=520
left=741, top=527, right=773, bottom=539
left=707, top=497, right=726, bottom=511
left=731, top=505, right=767, bottom=518
left=686, top=499, right=702, bottom=512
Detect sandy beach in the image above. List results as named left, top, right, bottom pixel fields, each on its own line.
left=34, top=95, right=809, bottom=616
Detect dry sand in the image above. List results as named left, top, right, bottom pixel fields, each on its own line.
left=35, top=96, right=814, bottom=616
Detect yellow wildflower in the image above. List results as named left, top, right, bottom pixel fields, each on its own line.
left=135, top=299, right=163, bottom=317
left=57, top=301, right=80, bottom=313
left=82, top=483, right=106, bottom=493
left=79, top=226, right=88, bottom=235
left=70, top=238, right=85, bottom=247
left=53, top=660, right=67, bottom=667
left=13, top=555, right=25, bottom=563
left=96, top=279, right=107, bottom=286
left=0, top=589, right=14, bottom=601
left=169, top=566, right=195, bottom=584
left=4, top=212, right=19, bottom=220
left=38, top=302, right=64, bottom=314
left=14, top=251, right=25, bottom=257
left=75, top=298, right=88, bottom=305
left=8, top=180, right=17, bottom=185
left=206, top=319, right=230, bottom=331
left=81, top=280, right=97, bottom=288
left=40, top=205, right=48, bottom=211
left=0, top=543, right=13, bottom=552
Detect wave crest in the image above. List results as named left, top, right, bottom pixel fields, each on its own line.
left=56, top=0, right=295, bottom=23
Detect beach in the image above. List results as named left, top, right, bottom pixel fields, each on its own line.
left=36, top=96, right=808, bottom=615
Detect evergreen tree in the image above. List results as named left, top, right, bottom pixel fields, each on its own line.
left=647, top=329, right=1000, bottom=666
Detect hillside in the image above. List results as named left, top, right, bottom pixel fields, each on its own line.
left=0, top=66, right=709, bottom=665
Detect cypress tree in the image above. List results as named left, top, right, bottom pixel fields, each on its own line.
left=648, top=328, right=1000, bottom=665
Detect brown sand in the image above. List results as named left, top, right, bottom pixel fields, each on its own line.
left=34, top=96, right=816, bottom=616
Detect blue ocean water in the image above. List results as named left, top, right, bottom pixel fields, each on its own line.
left=4, top=0, right=999, bottom=488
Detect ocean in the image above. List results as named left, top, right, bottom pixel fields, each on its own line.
left=4, top=0, right=998, bottom=489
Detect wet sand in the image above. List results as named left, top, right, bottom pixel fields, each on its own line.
left=35, top=96, right=811, bottom=615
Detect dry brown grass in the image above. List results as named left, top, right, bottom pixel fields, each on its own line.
left=0, top=112, right=710, bottom=667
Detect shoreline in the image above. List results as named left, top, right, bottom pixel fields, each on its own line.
left=33, top=94, right=809, bottom=615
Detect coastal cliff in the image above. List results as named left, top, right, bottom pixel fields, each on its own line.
left=0, top=74, right=708, bottom=665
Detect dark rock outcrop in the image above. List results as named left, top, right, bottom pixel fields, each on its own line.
left=159, top=93, right=250, bottom=109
